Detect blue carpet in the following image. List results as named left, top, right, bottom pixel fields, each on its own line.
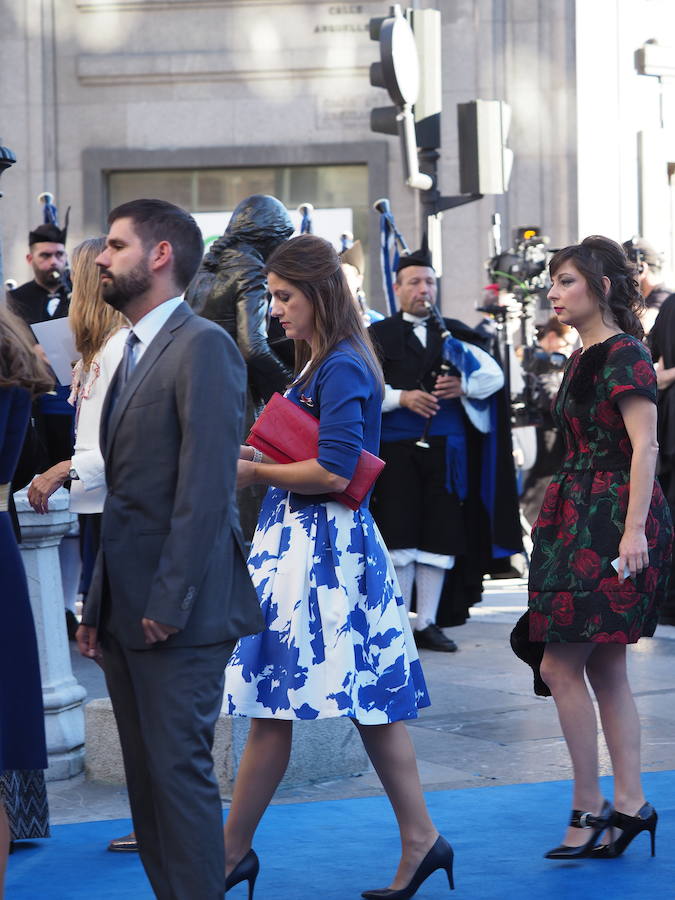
left=7, top=771, right=675, bottom=898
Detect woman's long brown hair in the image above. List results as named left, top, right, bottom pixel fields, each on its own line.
left=0, top=305, right=53, bottom=394
left=265, top=234, right=384, bottom=394
left=68, top=237, right=126, bottom=370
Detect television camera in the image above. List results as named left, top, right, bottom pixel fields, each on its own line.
left=479, top=222, right=566, bottom=427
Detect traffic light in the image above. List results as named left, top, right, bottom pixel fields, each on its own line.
left=457, top=99, right=513, bottom=195
left=369, top=5, right=419, bottom=136
left=408, top=7, right=442, bottom=150
left=368, top=4, right=432, bottom=191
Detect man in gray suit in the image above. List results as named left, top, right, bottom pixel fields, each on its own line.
left=76, top=198, right=263, bottom=899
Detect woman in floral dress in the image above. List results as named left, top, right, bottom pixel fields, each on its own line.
left=224, top=235, right=454, bottom=899
left=528, top=236, right=672, bottom=860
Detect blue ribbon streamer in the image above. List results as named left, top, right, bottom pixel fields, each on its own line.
left=441, top=335, right=490, bottom=421
left=379, top=215, right=399, bottom=316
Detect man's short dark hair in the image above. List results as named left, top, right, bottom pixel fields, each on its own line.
left=108, top=199, right=204, bottom=291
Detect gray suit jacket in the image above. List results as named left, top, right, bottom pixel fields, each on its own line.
left=83, top=301, right=264, bottom=650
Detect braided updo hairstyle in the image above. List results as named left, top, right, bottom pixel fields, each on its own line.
left=548, top=235, right=645, bottom=340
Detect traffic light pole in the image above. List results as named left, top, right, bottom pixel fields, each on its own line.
left=369, top=7, right=505, bottom=282
left=417, top=144, right=482, bottom=279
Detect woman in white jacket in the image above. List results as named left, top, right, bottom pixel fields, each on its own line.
left=27, top=237, right=127, bottom=546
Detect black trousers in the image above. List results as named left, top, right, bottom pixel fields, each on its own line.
left=78, top=513, right=102, bottom=597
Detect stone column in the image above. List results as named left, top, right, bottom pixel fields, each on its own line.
left=15, top=487, right=87, bottom=781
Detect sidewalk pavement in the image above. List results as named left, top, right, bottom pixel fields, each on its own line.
left=48, top=579, right=675, bottom=824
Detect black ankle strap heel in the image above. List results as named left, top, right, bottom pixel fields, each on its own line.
left=544, top=799, right=614, bottom=859
left=591, top=802, right=657, bottom=858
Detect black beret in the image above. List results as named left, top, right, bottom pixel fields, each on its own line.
left=395, top=246, right=434, bottom=273
left=29, top=223, right=67, bottom=246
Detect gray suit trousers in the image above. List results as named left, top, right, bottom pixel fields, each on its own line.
left=102, top=635, right=235, bottom=900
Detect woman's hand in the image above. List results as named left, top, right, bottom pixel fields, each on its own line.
left=237, top=459, right=258, bottom=490
left=28, top=461, right=72, bottom=514
left=239, top=445, right=254, bottom=461
left=617, top=529, right=649, bottom=583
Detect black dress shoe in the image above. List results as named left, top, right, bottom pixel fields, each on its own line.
left=108, top=832, right=138, bottom=852
left=414, top=624, right=457, bottom=652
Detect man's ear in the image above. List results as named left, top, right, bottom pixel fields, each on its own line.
left=150, top=240, right=173, bottom=273
left=26, top=252, right=33, bottom=265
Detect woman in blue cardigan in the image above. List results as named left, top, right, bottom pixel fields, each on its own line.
left=224, top=235, right=453, bottom=899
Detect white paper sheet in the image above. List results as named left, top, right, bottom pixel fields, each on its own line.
left=31, top=317, right=79, bottom=386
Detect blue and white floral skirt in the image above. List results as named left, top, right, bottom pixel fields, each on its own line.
left=225, top=488, right=430, bottom=724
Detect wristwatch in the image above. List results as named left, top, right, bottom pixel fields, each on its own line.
left=68, top=467, right=80, bottom=480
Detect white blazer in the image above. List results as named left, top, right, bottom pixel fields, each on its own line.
left=69, top=328, right=128, bottom=514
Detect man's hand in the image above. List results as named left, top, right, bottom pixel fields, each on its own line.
left=432, top=374, right=463, bottom=400
left=28, top=461, right=71, bottom=513
left=400, top=389, right=440, bottom=418
left=141, top=618, right=179, bottom=645
left=76, top=624, right=103, bottom=664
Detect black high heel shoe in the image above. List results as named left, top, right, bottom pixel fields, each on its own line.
left=591, top=802, right=657, bottom=858
left=225, top=849, right=259, bottom=899
left=361, top=835, right=454, bottom=899
left=544, top=800, right=614, bottom=859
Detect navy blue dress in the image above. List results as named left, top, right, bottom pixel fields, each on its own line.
left=226, top=343, right=430, bottom=723
left=0, top=386, right=48, bottom=772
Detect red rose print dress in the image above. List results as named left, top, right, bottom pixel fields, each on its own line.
left=528, top=334, right=673, bottom=643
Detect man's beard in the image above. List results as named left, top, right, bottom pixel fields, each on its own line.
left=100, top=259, right=152, bottom=311
left=36, top=267, right=64, bottom=289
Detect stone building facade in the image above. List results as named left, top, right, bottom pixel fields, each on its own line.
left=0, top=0, right=672, bottom=319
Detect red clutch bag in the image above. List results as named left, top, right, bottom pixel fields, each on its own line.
left=246, top=392, right=385, bottom=510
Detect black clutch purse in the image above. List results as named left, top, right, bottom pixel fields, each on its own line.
left=509, top=612, right=551, bottom=697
